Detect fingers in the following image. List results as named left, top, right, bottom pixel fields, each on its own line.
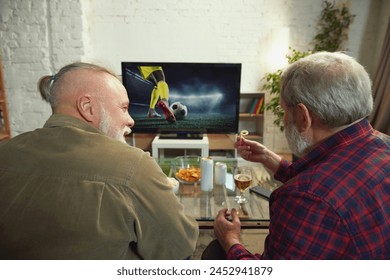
left=234, top=136, right=243, bottom=148
left=214, top=208, right=242, bottom=252
left=216, top=208, right=240, bottom=224
left=229, top=209, right=241, bottom=229
left=230, top=208, right=240, bottom=224
left=236, top=139, right=268, bottom=159
left=235, top=138, right=251, bottom=154
left=235, top=137, right=257, bottom=152
left=235, top=136, right=250, bottom=148
left=216, top=208, right=229, bottom=220
left=238, top=146, right=252, bottom=158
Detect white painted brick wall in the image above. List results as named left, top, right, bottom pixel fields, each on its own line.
left=1, top=0, right=84, bottom=136
left=1, top=0, right=388, bottom=153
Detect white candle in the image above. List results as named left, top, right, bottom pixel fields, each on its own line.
left=215, top=162, right=227, bottom=185
left=200, top=157, right=213, bottom=192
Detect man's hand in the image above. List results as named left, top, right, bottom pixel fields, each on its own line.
left=214, top=208, right=242, bottom=253
left=235, top=136, right=282, bottom=174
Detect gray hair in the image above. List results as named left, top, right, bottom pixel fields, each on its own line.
left=38, top=62, right=116, bottom=109
left=281, top=52, right=373, bottom=128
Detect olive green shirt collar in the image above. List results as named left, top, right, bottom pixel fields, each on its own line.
left=44, top=114, right=102, bottom=135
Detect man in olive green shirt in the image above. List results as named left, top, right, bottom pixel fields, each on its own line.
left=0, top=62, right=198, bottom=259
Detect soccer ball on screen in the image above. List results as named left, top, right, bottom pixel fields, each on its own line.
left=170, top=102, right=188, bottom=120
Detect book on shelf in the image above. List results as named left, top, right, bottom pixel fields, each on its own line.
left=248, top=96, right=264, bottom=114
left=255, top=96, right=264, bottom=114
left=248, top=97, right=258, bottom=114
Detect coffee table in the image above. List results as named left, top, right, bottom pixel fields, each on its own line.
left=158, top=157, right=280, bottom=229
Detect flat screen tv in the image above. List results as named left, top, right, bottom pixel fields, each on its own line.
left=121, top=62, right=241, bottom=136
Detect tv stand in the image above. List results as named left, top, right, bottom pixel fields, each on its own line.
left=152, top=135, right=209, bottom=159
left=157, top=129, right=205, bottom=140
left=158, top=132, right=204, bottom=140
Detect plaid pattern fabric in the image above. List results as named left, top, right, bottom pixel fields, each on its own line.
left=227, top=119, right=390, bottom=259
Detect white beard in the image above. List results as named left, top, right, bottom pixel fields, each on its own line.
left=285, top=119, right=313, bottom=158
left=99, top=108, right=131, bottom=144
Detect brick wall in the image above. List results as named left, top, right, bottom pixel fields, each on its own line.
left=1, top=0, right=85, bottom=135
left=1, top=0, right=388, bottom=152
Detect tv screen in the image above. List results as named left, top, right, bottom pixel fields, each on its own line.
left=121, top=62, right=241, bottom=135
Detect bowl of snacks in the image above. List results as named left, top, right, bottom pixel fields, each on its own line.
left=172, top=156, right=202, bottom=184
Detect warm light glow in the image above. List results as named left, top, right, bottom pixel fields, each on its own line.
left=265, top=27, right=290, bottom=72
left=170, top=92, right=223, bottom=113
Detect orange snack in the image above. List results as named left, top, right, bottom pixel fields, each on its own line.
left=176, top=166, right=201, bottom=182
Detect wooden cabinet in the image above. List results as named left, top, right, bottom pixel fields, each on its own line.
left=0, top=59, right=10, bottom=141
left=238, top=93, right=265, bottom=143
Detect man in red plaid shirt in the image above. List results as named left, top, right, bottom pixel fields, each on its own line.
left=212, top=52, right=390, bottom=259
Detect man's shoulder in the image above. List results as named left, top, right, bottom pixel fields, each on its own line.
left=372, top=129, right=390, bottom=148
left=91, top=137, right=152, bottom=167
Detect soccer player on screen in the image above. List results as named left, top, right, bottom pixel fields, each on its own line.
left=138, top=66, right=176, bottom=123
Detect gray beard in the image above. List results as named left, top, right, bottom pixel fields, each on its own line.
left=285, top=121, right=313, bottom=158
left=99, top=108, right=128, bottom=144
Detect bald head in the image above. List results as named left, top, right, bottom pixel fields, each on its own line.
left=38, top=62, right=134, bottom=142
left=39, top=62, right=118, bottom=112
left=53, top=69, right=112, bottom=112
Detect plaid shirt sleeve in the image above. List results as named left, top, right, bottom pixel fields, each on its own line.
left=227, top=120, right=390, bottom=260
left=274, top=158, right=296, bottom=183
left=227, top=244, right=262, bottom=260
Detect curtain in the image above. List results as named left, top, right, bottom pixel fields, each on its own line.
left=370, top=19, right=390, bottom=135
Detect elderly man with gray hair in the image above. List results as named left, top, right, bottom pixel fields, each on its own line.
left=210, top=52, right=390, bottom=260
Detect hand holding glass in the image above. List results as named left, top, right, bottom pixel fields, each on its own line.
left=234, top=166, right=252, bottom=204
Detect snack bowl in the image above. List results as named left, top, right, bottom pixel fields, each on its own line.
left=171, top=156, right=202, bottom=184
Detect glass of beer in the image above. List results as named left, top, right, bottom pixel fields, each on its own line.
left=234, top=166, right=252, bottom=204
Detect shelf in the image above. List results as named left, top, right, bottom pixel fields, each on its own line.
left=239, top=93, right=265, bottom=143
left=239, top=113, right=264, bottom=118
left=245, top=134, right=262, bottom=140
